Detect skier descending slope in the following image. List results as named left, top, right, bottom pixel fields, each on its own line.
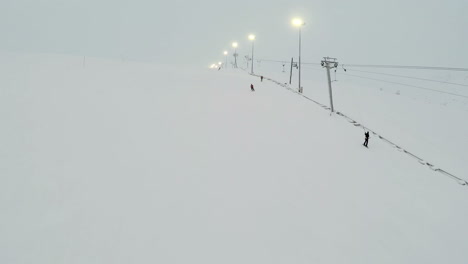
left=251, top=84, right=255, bottom=92
left=363, top=131, right=370, bottom=148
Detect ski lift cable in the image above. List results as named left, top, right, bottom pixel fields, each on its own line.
left=257, top=58, right=468, bottom=71
left=257, top=58, right=468, bottom=88
left=257, top=59, right=291, bottom=63
left=342, top=73, right=468, bottom=99
left=257, top=59, right=322, bottom=66
left=347, top=69, right=468, bottom=88
left=343, top=64, right=468, bottom=72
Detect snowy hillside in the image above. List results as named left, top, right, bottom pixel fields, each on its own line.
left=1, top=52, right=467, bottom=264
left=254, top=61, right=468, bottom=177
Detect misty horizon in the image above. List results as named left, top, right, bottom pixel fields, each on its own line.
left=1, top=0, right=467, bottom=67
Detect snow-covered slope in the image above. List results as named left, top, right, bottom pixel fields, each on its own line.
left=254, top=61, right=468, bottom=178
left=1, top=52, right=467, bottom=264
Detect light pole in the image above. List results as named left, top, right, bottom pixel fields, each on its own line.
left=223, top=51, right=228, bottom=68
left=232, top=42, right=238, bottom=68
left=248, top=34, right=255, bottom=74
left=292, top=18, right=305, bottom=93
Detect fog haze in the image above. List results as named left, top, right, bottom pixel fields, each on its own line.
left=1, top=0, right=467, bottom=66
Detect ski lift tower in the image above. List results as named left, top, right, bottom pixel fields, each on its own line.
left=321, top=57, right=339, bottom=113
left=232, top=42, right=238, bottom=68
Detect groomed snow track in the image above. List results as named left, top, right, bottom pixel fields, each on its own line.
left=250, top=73, right=468, bottom=187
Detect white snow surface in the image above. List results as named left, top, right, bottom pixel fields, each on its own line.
left=254, top=61, right=468, bottom=177
left=1, top=52, right=468, bottom=264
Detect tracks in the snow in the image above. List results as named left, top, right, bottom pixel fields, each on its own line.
left=250, top=73, right=468, bottom=187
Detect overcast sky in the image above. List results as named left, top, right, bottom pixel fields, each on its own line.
left=1, top=0, right=467, bottom=67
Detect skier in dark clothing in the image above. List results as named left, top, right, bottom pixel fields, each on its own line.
left=363, top=131, right=370, bottom=147
left=250, top=84, right=255, bottom=92
left=261, top=76, right=264, bottom=82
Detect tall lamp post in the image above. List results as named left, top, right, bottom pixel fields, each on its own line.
left=232, top=42, right=238, bottom=68
left=292, top=18, right=305, bottom=93
left=248, top=34, right=255, bottom=74
left=223, top=51, right=228, bottom=68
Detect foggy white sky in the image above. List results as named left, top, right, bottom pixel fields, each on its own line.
left=1, top=0, right=467, bottom=67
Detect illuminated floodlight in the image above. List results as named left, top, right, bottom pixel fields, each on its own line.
left=232, top=42, right=238, bottom=48
left=292, top=18, right=305, bottom=27
left=223, top=51, right=228, bottom=55
left=248, top=34, right=255, bottom=41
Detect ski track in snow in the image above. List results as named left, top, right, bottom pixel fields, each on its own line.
left=249, top=72, right=468, bottom=187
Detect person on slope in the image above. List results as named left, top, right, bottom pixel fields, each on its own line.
left=363, top=131, right=370, bottom=148
left=250, top=84, right=255, bottom=92
left=261, top=76, right=264, bottom=82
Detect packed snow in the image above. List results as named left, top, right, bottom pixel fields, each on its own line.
left=1, top=52, right=467, bottom=264
left=254, top=61, right=468, bottom=177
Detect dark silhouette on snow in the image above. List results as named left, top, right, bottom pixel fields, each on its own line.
left=261, top=76, right=264, bottom=82
left=250, top=84, right=255, bottom=92
left=363, top=131, right=370, bottom=147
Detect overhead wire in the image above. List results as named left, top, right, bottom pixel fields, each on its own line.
left=342, top=73, right=468, bottom=99
left=257, top=58, right=321, bottom=66
left=257, top=59, right=291, bottom=64
left=259, top=58, right=468, bottom=71
left=346, top=69, right=468, bottom=87
left=342, top=64, right=468, bottom=72
left=258, top=58, right=468, bottom=98
left=259, top=59, right=468, bottom=71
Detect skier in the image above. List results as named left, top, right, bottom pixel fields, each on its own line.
left=250, top=84, right=255, bottom=92
left=363, top=131, right=370, bottom=148
left=261, top=76, right=264, bottom=82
